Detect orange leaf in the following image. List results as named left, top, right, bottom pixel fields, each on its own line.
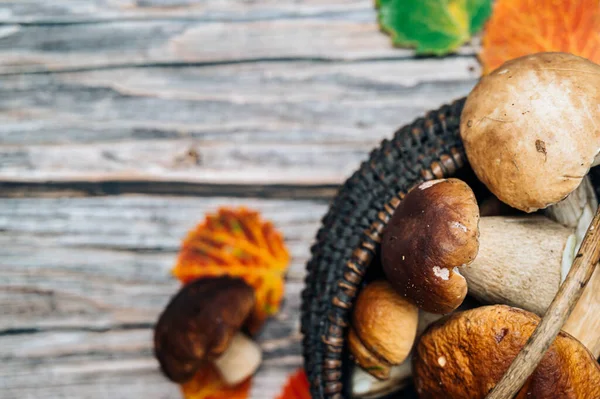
left=480, top=0, right=600, bottom=73
left=276, top=369, right=311, bottom=399
left=172, top=207, right=290, bottom=332
left=181, top=364, right=251, bottom=399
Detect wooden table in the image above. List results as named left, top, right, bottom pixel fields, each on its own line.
left=0, top=1, right=481, bottom=397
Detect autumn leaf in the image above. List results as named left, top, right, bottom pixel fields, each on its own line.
left=173, top=207, right=290, bottom=333
left=376, top=0, right=492, bottom=55
left=480, top=0, right=600, bottom=73
left=276, top=369, right=311, bottom=399
left=181, top=364, right=251, bottom=399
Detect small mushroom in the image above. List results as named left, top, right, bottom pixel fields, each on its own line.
left=351, top=310, right=445, bottom=398
left=460, top=52, right=600, bottom=213
left=382, top=178, right=480, bottom=314
left=413, top=305, right=600, bottom=399
left=349, top=280, right=418, bottom=380
left=154, top=276, right=262, bottom=386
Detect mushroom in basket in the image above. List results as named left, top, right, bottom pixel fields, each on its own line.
left=348, top=280, right=419, bottom=382
left=381, top=178, right=480, bottom=314
left=381, top=176, right=600, bottom=357
left=379, top=178, right=579, bottom=315
left=154, top=276, right=262, bottom=386
left=461, top=52, right=600, bottom=214
left=459, top=52, right=600, bottom=358
left=413, top=305, right=600, bottom=398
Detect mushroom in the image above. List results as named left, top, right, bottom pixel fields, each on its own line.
left=351, top=310, right=444, bottom=398
left=460, top=52, right=600, bottom=213
left=460, top=53, right=600, bottom=358
left=381, top=178, right=480, bottom=314
left=462, top=182, right=600, bottom=357
left=349, top=280, right=418, bottom=380
left=460, top=215, right=577, bottom=315
left=154, top=276, right=262, bottom=386
left=413, top=305, right=600, bottom=399
left=381, top=175, right=600, bottom=357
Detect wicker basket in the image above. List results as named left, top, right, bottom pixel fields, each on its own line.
left=300, top=98, right=600, bottom=399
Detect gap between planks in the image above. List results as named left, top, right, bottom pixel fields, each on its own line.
left=0, top=181, right=339, bottom=200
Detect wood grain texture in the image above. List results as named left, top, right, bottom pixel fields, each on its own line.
left=0, top=196, right=327, bottom=398
left=0, top=0, right=372, bottom=23
left=0, top=17, right=479, bottom=75
left=0, top=58, right=479, bottom=187
left=1, top=0, right=484, bottom=397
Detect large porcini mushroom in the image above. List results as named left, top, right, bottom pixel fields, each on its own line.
left=455, top=182, right=600, bottom=357
left=460, top=52, right=600, bottom=213
left=460, top=53, right=600, bottom=357
left=413, top=305, right=600, bottom=399
left=154, top=276, right=262, bottom=385
left=382, top=178, right=480, bottom=314
left=349, top=280, right=418, bottom=380
left=460, top=51, right=600, bottom=358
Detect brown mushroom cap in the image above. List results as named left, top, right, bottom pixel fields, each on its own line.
left=460, top=52, right=600, bottom=213
left=351, top=280, right=418, bottom=375
left=153, top=276, right=255, bottom=383
left=413, top=305, right=600, bottom=399
left=382, top=178, right=480, bottom=314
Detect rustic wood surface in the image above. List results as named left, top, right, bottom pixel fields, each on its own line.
left=0, top=1, right=480, bottom=397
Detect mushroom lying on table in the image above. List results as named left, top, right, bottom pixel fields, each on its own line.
left=154, top=276, right=262, bottom=386
left=413, top=305, right=600, bottom=398
left=460, top=52, right=600, bottom=358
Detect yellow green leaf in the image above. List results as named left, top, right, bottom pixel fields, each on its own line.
left=377, top=0, right=493, bottom=55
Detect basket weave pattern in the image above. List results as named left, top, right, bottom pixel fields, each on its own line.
left=301, top=98, right=469, bottom=398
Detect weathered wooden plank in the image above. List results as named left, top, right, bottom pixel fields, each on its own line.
left=0, top=196, right=324, bottom=330
left=0, top=350, right=300, bottom=399
left=0, top=58, right=479, bottom=185
left=0, top=17, right=479, bottom=74
left=0, top=196, right=321, bottom=398
left=0, top=0, right=369, bottom=23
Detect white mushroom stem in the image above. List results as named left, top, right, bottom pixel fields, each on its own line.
left=352, top=361, right=412, bottom=399
left=213, top=332, right=262, bottom=386
left=461, top=216, right=576, bottom=316
left=545, top=176, right=598, bottom=240
left=592, top=152, right=600, bottom=168
left=462, top=177, right=600, bottom=358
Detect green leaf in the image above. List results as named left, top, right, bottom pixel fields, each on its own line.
left=376, top=0, right=492, bottom=55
